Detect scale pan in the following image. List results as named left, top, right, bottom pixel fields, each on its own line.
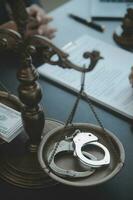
left=38, top=123, right=125, bottom=187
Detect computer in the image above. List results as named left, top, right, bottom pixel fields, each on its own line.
left=91, top=0, right=133, bottom=20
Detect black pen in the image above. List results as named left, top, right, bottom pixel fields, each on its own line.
left=69, top=14, right=105, bottom=32
left=92, top=16, right=122, bottom=21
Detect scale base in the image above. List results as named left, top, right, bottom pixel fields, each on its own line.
left=113, top=32, right=133, bottom=51
left=0, top=119, right=63, bottom=189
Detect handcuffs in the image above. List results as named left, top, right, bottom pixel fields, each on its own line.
left=48, top=140, right=97, bottom=178
left=73, top=131, right=110, bottom=168
left=48, top=130, right=110, bottom=178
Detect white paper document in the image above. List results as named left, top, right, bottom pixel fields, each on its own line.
left=38, top=35, right=133, bottom=119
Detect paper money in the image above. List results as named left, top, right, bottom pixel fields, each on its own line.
left=0, top=103, right=23, bottom=142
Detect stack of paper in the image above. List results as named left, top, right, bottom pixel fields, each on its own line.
left=0, top=103, right=23, bottom=142
left=38, top=34, right=133, bottom=119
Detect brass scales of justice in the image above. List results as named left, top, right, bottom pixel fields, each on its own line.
left=113, top=8, right=133, bottom=52
left=0, top=0, right=125, bottom=188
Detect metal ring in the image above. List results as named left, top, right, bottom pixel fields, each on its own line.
left=48, top=140, right=96, bottom=178
left=73, top=132, right=110, bottom=168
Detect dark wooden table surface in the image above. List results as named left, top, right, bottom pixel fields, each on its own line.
left=0, top=0, right=132, bottom=199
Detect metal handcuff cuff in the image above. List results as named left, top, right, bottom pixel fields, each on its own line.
left=48, top=130, right=110, bottom=178
left=73, top=130, right=110, bottom=168
left=48, top=139, right=97, bottom=178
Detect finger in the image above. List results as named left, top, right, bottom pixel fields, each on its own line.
left=25, top=29, right=38, bottom=37
left=44, top=30, right=56, bottom=39
left=27, top=4, right=44, bottom=16
left=27, top=5, right=53, bottom=25
left=0, top=21, right=17, bottom=31
left=28, top=11, right=53, bottom=25
left=27, top=19, right=39, bottom=30
left=45, top=28, right=57, bottom=37
left=36, top=14, right=53, bottom=24
left=27, top=6, right=37, bottom=17
left=38, top=25, right=57, bottom=37
left=47, top=33, right=56, bottom=39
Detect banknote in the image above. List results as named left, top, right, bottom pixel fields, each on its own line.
left=0, top=103, right=23, bottom=142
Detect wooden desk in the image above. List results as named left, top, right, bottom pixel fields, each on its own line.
left=0, top=1, right=132, bottom=200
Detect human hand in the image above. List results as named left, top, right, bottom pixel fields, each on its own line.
left=26, top=4, right=57, bottom=39
left=0, top=21, right=17, bottom=31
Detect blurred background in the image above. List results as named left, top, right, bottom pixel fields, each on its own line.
left=41, top=0, right=70, bottom=12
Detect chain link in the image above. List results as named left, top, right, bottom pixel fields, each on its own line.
left=83, top=92, right=105, bottom=130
